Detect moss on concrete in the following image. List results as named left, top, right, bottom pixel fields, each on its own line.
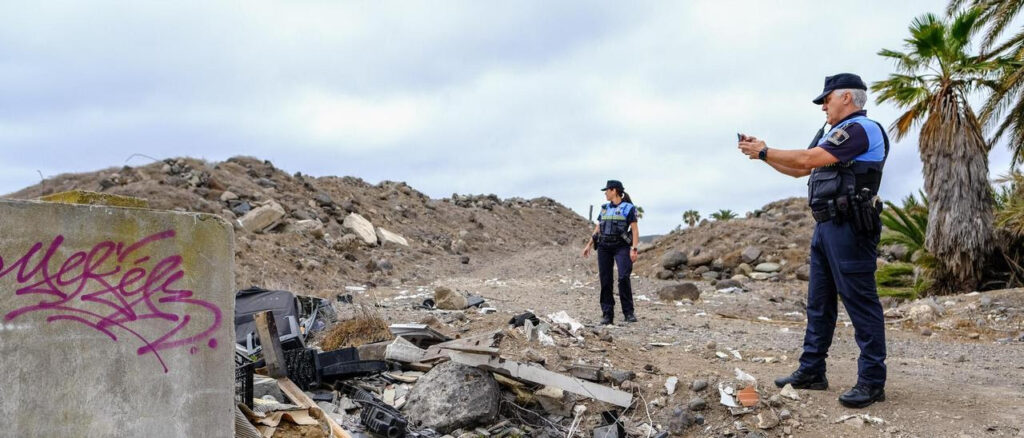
left=39, top=190, right=149, bottom=208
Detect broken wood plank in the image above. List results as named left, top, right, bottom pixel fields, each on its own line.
left=277, top=377, right=352, bottom=438
left=254, top=311, right=287, bottom=378
left=449, top=352, right=632, bottom=408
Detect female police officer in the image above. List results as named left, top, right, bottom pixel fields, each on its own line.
left=581, top=180, right=639, bottom=325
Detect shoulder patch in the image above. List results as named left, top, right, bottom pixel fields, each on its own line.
left=826, top=128, right=850, bottom=146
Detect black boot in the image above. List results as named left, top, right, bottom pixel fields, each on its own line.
left=838, top=383, right=885, bottom=408
left=600, top=314, right=614, bottom=325
left=773, top=369, right=829, bottom=390
left=624, top=313, right=637, bottom=323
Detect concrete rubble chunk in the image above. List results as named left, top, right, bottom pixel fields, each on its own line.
left=342, top=212, right=377, bottom=245
left=285, top=219, right=325, bottom=238
left=376, top=227, right=410, bottom=247
left=239, top=200, right=286, bottom=232
left=0, top=198, right=235, bottom=437
left=403, top=361, right=500, bottom=434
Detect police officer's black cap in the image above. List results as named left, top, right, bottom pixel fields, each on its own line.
left=601, top=180, right=624, bottom=191
left=812, top=73, right=867, bottom=105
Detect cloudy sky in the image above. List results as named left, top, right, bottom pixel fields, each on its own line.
left=1, top=1, right=1013, bottom=233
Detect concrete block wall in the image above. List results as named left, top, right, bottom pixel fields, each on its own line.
left=0, top=198, right=235, bottom=437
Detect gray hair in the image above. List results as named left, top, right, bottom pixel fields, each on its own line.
left=833, top=88, right=867, bottom=108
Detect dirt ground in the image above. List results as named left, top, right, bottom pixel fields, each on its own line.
left=347, top=245, right=1024, bottom=438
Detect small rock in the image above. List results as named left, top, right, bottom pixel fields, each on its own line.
left=796, top=264, right=811, bottom=281
left=756, top=411, right=779, bottom=430
left=460, top=255, right=471, bottom=264
left=657, top=283, right=701, bottom=302
left=741, top=246, right=762, bottom=264
left=220, top=191, right=239, bottom=202
left=665, top=377, right=679, bottom=395
left=688, top=396, right=707, bottom=411
left=656, top=269, right=675, bottom=280
left=691, top=379, right=708, bottom=392
left=737, top=263, right=754, bottom=276
left=687, top=253, right=714, bottom=267
left=921, top=327, right=933, bottom=336
left=780, top=384, right=800, bottom=400
left=715, top=279, right=744, bottom=290
left=701, top=271, right=719, bottom=281
left=705, top=341, right=717, bottom=350
left=313, top=192, right=334, bottom=206
left=749, top=272, right=772, bottom=281
left=968, top=333, right=981, bottom=340
left=779, top=409, right=791, bottom=420
left=754, top=262, right=781, bottom=273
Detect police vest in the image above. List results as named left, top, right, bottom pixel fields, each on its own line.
left=599, top=202, right=634, bottom=238
left=807, top=115, right=889, bottom=210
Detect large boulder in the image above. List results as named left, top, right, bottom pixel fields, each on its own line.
left=657, top=283, right=701, bottom=302
left=403, top=361, right=500, bottom=433
left=342, top=213, right=377, bottom=245
left=376, top=227, right=409, bottom=247
left=661, top=251, right=688, bottom=270
left=238, top=201, right=285, bottom=232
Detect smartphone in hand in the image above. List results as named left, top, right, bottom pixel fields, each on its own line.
left=737, top=133, right=744, bottom=142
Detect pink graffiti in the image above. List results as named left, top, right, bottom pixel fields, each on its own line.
left=2, top=230, right=223, bottom=373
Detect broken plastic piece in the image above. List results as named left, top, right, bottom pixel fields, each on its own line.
left=339, top=383, right=408, bottom=438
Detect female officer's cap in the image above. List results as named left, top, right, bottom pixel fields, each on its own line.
left=601, top=180, right=624, bottom=191
left=812, top=73, right=867, bottom=104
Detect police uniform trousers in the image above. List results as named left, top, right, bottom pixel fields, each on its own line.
left=799, top=219, right=887, bottom=387
left=597, top=244, right=634, bottom=317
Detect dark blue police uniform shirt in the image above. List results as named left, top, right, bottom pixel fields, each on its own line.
left=813, top=110, right=870, bottom=163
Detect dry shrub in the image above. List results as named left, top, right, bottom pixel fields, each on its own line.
left=319, top=304, right=392, bottom=351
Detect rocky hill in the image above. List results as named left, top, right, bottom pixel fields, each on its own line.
left=4, top=156, right=591, bottom=294
left=639, top=197, right=815, bottom=282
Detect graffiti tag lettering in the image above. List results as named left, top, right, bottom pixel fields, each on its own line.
left=2, top=230, right=222, bottom=372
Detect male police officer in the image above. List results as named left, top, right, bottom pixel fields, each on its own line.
left=737, top=73, right=889, bottom=408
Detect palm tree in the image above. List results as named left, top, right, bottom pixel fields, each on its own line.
left=682, top=209, right=701, bottom=227
left=710, top=209, right=737, bottom=221
left=872, top=10, right=998, bottom=293
left=947, top=0, right=1024, bottom=164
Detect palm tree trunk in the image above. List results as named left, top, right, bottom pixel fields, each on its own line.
left=919, top=86, right=994, bottom=293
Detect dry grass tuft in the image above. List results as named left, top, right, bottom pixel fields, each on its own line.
left=318, top=304, right=392, bottom=351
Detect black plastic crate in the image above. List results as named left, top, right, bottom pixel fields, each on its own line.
left=234, top=361, right=254, bottom=408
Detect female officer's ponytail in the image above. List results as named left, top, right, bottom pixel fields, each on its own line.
left=621, top=191, right=633, bottom=204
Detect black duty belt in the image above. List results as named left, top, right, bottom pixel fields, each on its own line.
left=811, top=208, right=833, bottom=223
